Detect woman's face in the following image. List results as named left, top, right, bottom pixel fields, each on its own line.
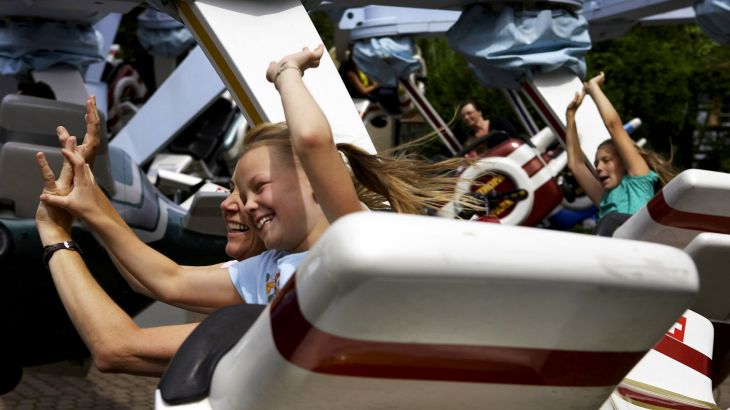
left=234, top=144, right=327, bottom=253
left=594, top=146, right=626, bottom=190
left=461, top=103, right=483, bottom=128
left=219, top=180, right=266, bottom=260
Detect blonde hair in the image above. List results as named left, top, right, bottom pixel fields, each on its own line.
left=597, top=139, right=678, bottom=186
left=242, top=122, right=482, bottom=215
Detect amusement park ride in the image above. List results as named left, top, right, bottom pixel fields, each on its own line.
left=0, top=0, right=729, bottom=409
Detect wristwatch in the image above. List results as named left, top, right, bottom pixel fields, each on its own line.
left=43, top=240, right=83, bottom=270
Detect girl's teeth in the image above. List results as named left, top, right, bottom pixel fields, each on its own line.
left=227, top=223, right=248, bottom=232
left=257, top=216, right=273, bottom=229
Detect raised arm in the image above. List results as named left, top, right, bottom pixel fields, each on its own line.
left=40, top=146, right=243, bottom=309
left=584, top=72, right=650, bottom=176
left=565, top=91, right=604, bottom=205
left=35, top=146, right=196, bottom=377
left=266, top=45, right=363, bottom=222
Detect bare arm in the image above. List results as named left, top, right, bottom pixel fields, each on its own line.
left=267, top=45, right=363, bottom=222
left=107, top=252, right=219, bottom=314
left=345, top=70, right=379, bottom=95
left=35, top=150, right=195, bottom=377
left=565, top=92, right=604, bottom=205
left=40, top=148, right=244, bottom=309
left=585, top=72, right=650, bottom=176
left=48, top=249, right=196, bottom=376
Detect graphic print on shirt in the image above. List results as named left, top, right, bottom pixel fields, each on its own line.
left=265, top=271, right=281, bottom=302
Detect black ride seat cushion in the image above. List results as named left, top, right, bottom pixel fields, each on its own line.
left=593, top=212, right=632, bottom=237
left=158, top=304, right=266, bottom=404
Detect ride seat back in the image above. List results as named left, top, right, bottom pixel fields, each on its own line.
left=0, top=94, right=115, bottom=215
left=157, top=212, right=698, bottom=410
left=181, top=190, right=228, bottom=237
left=685, top=233, right=730, bottom=321
left=613, top=169, right=730, bottom=248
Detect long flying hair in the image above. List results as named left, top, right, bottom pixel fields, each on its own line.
left=242, top=122, right=482, bottom=215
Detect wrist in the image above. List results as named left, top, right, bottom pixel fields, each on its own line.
left=274, top=65, right=303, bottom=88
left=39, top=229, right=72, bottom=246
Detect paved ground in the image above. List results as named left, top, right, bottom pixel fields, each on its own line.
left=0, top=365, right=158, bottom=410
left=2, top=363, right=730, bottom=409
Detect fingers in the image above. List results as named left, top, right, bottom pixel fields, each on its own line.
left=56, top=126, right=71, bottom=146
left=85, top=95, right=100, bottom=125
left=35, top=152, right=57, bottom=191
left=266, top=61, right=278, bottom=83
left=574, top=90, right=585, bottom=104
left=58, top=137, right=76, bottom=188
left=61, top=146, right=87, bottom=185
left=82, top=95, right=100, bottom=168
left=40, top=191, right=70, bottom=209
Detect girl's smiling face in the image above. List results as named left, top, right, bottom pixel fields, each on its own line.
left=219, top=179, right=266, bottom=260
left=594, top=145, right=626, bottom=190
left=234, top=144, right=328, bottom=253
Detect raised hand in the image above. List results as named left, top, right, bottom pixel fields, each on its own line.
left=566, top=91, right=586, bottom=117
left=584, top=71, right=605, bottom=94
left=35, top=137, right=77, bottom=244
left=39, top=142, right=102, bottom=219
left=266, top=44, right=325, bottom=85
left=56, top=95, right=101, bottom=168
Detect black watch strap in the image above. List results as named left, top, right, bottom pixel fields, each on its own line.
left=43, top=241, right=83, bottom=270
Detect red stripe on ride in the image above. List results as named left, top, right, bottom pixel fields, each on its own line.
left=647, top=191, right=730, bottom=234
left=269, top=276, right=646, bottom=387
left=521, top=81, right=567, bottom=143
left=653, top=333, right=711, bottom=377
left=617, top=385, right=713, bottom=410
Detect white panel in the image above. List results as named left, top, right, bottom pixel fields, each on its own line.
left=686, top=234, right=730, bottom=320
left=181, top=0, right=375, bottom=153
left=296, top=213, right=697, bottom=350
left=110, top=46, right=224, bottom=165
left=530, top=69, right=611, bottom=166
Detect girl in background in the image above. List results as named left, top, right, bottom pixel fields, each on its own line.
left=565, top=72, right=676, bottom=218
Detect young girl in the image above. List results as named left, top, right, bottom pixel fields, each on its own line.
left=227, top=44, right=481, bottom=301
left=565, top=72, right=676, bottom=218
left=38, top=45, right=479, bottom=348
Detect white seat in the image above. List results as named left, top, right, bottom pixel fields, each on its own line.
left=685, top=233, right=730, bottom=321
left=613, top=169, right=730, bottom=248
left=157, top=212, right=698, bottom=409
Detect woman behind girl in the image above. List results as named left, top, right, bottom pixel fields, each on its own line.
left=36, top=45, right=478, bottom=374
left=565, top=72, right=676, bottom=218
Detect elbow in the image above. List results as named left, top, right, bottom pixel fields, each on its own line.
left=604, top=117, right=622, bottom=133
left=127, top=280, right=150, bottom=296
left=293, top=130, right=332, bottom=152
left=91, top=341, right=129, bottom=373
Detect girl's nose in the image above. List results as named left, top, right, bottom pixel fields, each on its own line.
left=220, top=193, right=238, bottom=212
left=243, top=195, right=258, bottom=213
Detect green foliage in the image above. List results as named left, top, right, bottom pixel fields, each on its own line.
left=310, top=11, right=335, bottom=49
left=585, top=24, right=730, bottom=170
left=415, top=26, right=730, bottom=170
left=416, top=37, right=519, bottom=140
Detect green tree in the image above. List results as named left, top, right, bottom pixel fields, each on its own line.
left=587, top=25, right=730, bottom=171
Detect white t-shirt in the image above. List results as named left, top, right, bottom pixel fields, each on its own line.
left=228, top=250, right=308, bottom=304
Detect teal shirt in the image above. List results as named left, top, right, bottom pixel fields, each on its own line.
left=598, top=171, right=659, bottom=218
